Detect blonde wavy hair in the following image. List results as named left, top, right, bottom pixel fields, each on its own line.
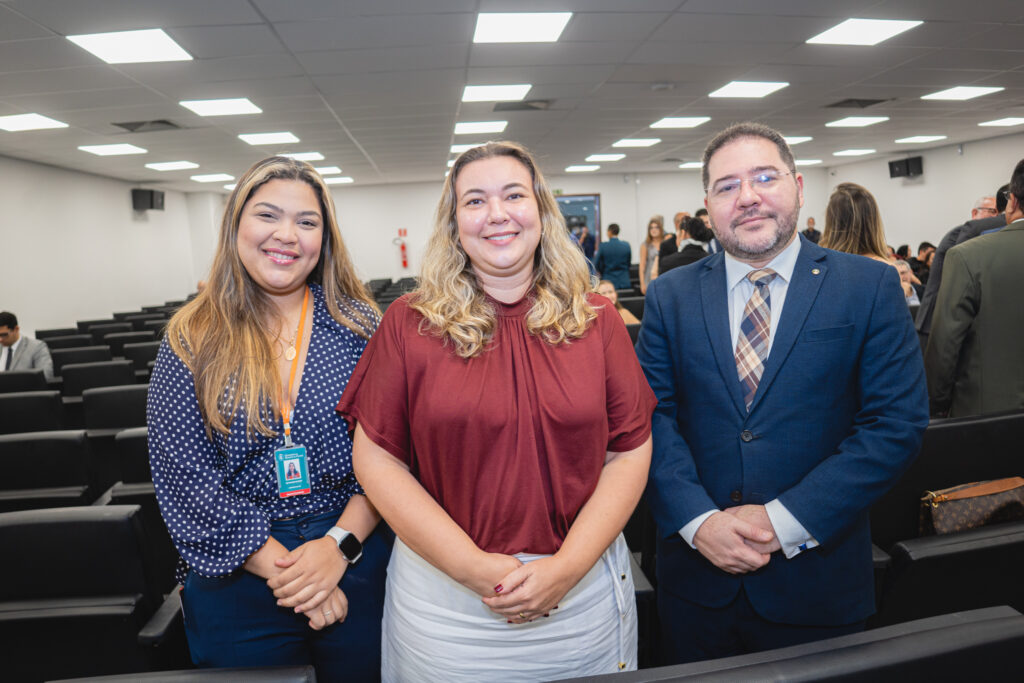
left=410, top=141, right=596, bottom=359
left=821, top=182, right=890, bottom=260
left=166, top=156, right=379, bottom=438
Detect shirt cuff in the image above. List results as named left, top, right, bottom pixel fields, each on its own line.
left=765, top=499, right=818, bottom=558
left=679, top=510, right=718, bottom=548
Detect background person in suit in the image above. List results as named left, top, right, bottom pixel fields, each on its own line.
left=658, top=216, right=713, bottom=276
left=925, top=162, right=1024, bottom=418
left=594, top=223, right=632, bottom=290
left=636, top=122, right=928, bottom=664
left=0, top=311, right=53, bottom=380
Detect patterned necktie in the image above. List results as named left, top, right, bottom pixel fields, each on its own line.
left=735, top=269, right=778, bottom=411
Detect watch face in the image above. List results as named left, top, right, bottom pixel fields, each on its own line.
left=338, top=533, right=362, bottom=561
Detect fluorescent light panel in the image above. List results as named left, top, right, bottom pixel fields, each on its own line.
left=806, top=18, right=922, bottom=46
left=586, top=154, right=625, bottom=162
left=454, top=120, right=507, bottom=135
left=281, top=152, right=323, bottom=161
left=979, top=117, right=1024, bottom=127
left=78, top=143, right=146, bottom=156
left=462, top=84, right=532, bottom=102
left=565, top=165, right=599, bottom=172
left=324, top=176, right=354, bottom=185
left=224, top=184, right=236, bottom=191
left=709, top=81, right=788, bottom=98
left=678, top=162, right=703, bottom=169
left=922, top=86, right=1004, bottom=101
left=796, top=159, right=823, bottom=166
left=450, top=143, right=484, bottom=154
left=314, top=166, right=342, bottom=175
left=179, top=98, right=261, bottom=116
left=650, top=116, right=710, bottom=129
left=191, top=173, right=234, bottom=183
left=826, top=116, right=889, bottom=127
left=895, top=135, right=947, bottom=144
left=446, top=160, right=456, bottom=167
left=0, top=113, right=68, bottom=131
left=67, top=28, right=191, bottom=64
left=239, top=132, right=299, bottom=145
left=145, top=161, right=198, bottom=171
left=784, top=136, right=813, bottom=145
left=612, top=138, right=660, bottom=148
left=473, top=13, right=572, bottom=43
left=833, top=149, right=875, bottom=156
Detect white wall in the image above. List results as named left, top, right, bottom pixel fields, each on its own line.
left=0, top=155, right=199, bottom=334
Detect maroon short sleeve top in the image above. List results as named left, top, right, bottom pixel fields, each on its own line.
left=336, top=292, right=655, bottom=555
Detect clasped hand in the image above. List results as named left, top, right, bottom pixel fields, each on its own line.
left=693, top=505, right=781, bottom=575
left=480, top=554, right=578, bottom=624
left=267, top=537, right=348, bottom=630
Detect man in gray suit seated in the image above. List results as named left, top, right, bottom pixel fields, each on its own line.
left=0, top=311, right=54, bottom=380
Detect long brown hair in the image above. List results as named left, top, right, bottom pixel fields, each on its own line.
left=166, top=156, right=378, bottom=438
left=821, top=182, right=889, bottom=260
left=410, top=141, right=596, bottom=359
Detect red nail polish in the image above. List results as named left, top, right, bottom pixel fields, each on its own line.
left=494, top=584, right=503, bottom=593
left=507, top=620, right=513, bottom=624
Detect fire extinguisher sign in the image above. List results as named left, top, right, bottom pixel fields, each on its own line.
left=395, top=229, right=408, bottom=269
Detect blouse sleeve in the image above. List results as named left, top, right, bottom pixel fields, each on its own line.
left=335, top=298, right=413, bottom=464
left=147, top=339, right=271, bottom=577
left=599, top=301, right=657, bottom=453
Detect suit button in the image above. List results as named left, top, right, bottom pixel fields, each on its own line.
left=730, top=490, right=742, bottom=502
left=740, top=430, right=754, bottom=442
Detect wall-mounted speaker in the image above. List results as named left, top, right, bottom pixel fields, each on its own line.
left=132, top=189, right=165, bottom=211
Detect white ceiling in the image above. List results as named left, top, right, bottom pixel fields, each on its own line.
left=1, top=0, right=1023, bottom=192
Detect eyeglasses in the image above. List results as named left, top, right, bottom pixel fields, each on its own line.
left=709, top=170, right=792, bottom=200
left=976, top=206, right=998, bottom=214
left=1002, top=190, right=1014, bottom=202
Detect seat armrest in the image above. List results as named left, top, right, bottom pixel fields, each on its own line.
left=873, top=543, right=892, bottom=571
left=138, top=584, right=182, bottom=646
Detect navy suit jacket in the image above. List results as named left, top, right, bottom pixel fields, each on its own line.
left=594, top=238, right=632, bottom=290
left=636, top=237, right=928, bottom=626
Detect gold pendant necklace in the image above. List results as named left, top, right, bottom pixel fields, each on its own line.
left=278, top=313, right=300, bottom=361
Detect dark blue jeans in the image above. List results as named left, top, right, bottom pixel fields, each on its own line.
left=182, top=509, right=392, bottom=682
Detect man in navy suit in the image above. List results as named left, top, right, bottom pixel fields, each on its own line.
left=637, top=122, right=928, bottom=664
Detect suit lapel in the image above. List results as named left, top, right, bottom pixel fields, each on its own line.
left=748, top=243, right=828, bottom=412
left=699, top=257, right=747, bottom=417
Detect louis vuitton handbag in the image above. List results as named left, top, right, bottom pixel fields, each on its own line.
left=919, top=477, right=1024, bottom=535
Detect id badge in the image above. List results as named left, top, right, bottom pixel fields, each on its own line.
left=275, top=445, right=311, bottom=498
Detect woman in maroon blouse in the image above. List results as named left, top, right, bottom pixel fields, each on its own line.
left=337, top=141, right=655, bottom=682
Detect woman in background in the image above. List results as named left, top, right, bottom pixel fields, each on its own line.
left=597, top=279, right=640, bottom=325
left=821, top=182, right=892, bottom=264
left=638, top=215, right=665, bottom=293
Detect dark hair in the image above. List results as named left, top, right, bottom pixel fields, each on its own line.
left=685, top=216, right=713, bottom=243
left=896, top=245, right=910, bottom=259
left=0, top=311, right=16, bottom=328
left=1010, top=163, right=1024, bottom=205
left=996, top=183, right=1011, bottom=213
left=701, top=122, right=796, bottom=191
left=917, top=242, right=935, bottom=254
left=608, top=223, right=620, bottom=236
left=695, top=208, right=708, bottom=218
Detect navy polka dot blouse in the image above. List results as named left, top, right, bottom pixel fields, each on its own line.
left=147, top=284, right=378, bottom=581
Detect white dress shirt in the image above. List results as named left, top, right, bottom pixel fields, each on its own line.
left=0, top=337, right=21, bottom=371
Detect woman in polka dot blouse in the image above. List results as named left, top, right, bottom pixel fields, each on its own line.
left=148, top=156, right=389, bottom=681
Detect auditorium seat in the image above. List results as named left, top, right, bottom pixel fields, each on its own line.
left=61, top=360, right=136, bottom=397
left=626, top=323, right=640, bottom=345
left=51, top=346, right=113, bottom=378
left=35, top=327, right=78, bottom=340
left=77, top=318, right=117, bottom=333
left=104, top=331, right=156, bottom=357
left=0, top=430, right=93, bottom=512
left=84, top=385, right=148, bottom=432
left=871, top=409, right=1024, bottom=551
left=618, top=296, right=645, bottom=321
left=123, top=341, right=161, bottom=381
left=95, top=481, right=178, bottom=593
left=559, top=606, right=1024, bottom=682
left=48, top=665, right=317, bottom=682
left=0, top=369, right=47, bottom=393
left=0, top=505, right=189, bottom=681
left=115, top=427, right=151, bottom=484
left=872, top=520, right=1024, bottom=628
left=125, top=313, right=167, bottom=331
left=112, top=311, right=143, bottom=321
left=44, top=334, right=95, bottom=350
left=0, top=391, right=64, bottom=434
left=89, top=323, right=132, bottom=346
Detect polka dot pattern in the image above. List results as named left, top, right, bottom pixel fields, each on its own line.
left=147, top=283, right=378, bottom=581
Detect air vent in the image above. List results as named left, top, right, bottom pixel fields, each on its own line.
left=112, top=119, right=183, bottom=133
left=493, top=99, right=552, bottom=112
left=661, top=157, right=683, bottom=163
left=825, top=98, right=890, bottom=109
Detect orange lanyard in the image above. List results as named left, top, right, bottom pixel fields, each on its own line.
left=280, top=286, right=309, bottom=447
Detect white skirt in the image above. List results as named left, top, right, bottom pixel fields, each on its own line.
left=381, top=534, right=638, bottom=683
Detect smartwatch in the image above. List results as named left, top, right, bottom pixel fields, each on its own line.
left=325, top=526, right=363, bottom=564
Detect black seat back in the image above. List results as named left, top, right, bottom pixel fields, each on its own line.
left=61, top=360, right=136, bottom=397
left=77, top=318, right=117, bottom=333
left=0, top=390, right=63, bottom=434
left=123, top=341, right=161, bottom=370
left=0, top=369, right=47, bottom=393
left=83, top=385, right=149, bottom=431
left=35, top=327, right=78, bottom=340
left=0, top=430, right=91, bottom=509
left=44, top=334, right=95, bottom=349
left=89, top=323, right=132, bottom=346
left=618, top=296, right=645, bottom=321
left=125, top=313, right=167, bottom=331
left=51, top=346, right=113, bottom=377
left=104, top=331, right=156, bottom=356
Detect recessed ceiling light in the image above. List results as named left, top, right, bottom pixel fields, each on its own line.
left=979, top=117, right=1024, bottom=127
left=78, top=143, right=147, bottom=156
left=324, top=176, right=354, bottom=185
left=454, top=121, right=508, bottom=135
left=0, top=113, right=68, bottom=131
left=826, top=116, right=889, bottom=127
left=179, top=98, right=261, bottom=116
left=281, top=152, right=324, bottom=161
left=921, top=86, right=1004, bottom=101
left=191, top=173, right=234, bottom=183
left=223, top=184, right=236, bottom=191
left=678, top=162, right=703, bottom=169
left=239, top=132, right=299, bottom=145
left=450, top=143, right=485, bottom=154
left=784, top=136, right=813, bottom=145
left=796, top=159, right=823, bottom=166
left=650, top=116, right=711, bottom=129
left=462, top=84, right=532, bottom=102
left=145, top=161, right=199, bottom=171
left=566, top=165, right=599, bottom=172
left=473, top=12, right=572, bottom=43
left=709, top=81, right=788, bottom=98
left=67, top=28, right=192, bottom=64
left=895, top=135, right=947, bottom=144
left=586, top=154, right=625, bottom=162
left=833, top=149, right=876, bottom=156
left=806, top=18, right=922, bottom=46
left=314, top=166, right=341, bottom=175
left=612, top=138, right=661, bottom=148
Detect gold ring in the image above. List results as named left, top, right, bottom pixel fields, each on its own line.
left=518, top=612, right=527, bottom=619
